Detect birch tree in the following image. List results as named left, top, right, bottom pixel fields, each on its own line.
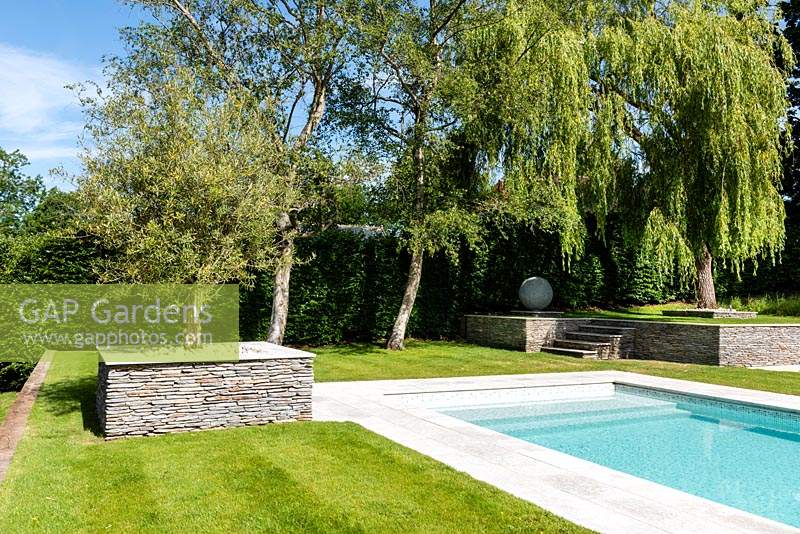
left=123, top=0, right=349, bottom=342
left=333, top=0, right=501, bottom=349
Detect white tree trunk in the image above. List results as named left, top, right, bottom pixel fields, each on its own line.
left=386, top=249, right=424, bottom=350
left=267, top=238, right=294, bottom=345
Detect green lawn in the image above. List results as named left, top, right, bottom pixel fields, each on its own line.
left=0, top=392, right=16, bottom=423
left=0, top=352, right=585, bottom=533
left=6, top=340, right=800, bottom=532
left=313, top=340, right=800, bottom=395
left=564, top=302, right=800, bottom=324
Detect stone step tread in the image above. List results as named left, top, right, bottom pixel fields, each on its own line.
left=553, top=339, right=611, bottom=350
left=565, top=331, right=622, bottom=341
left=541, top=346, right=598, bottom=359
left=581, top=325, right=637, bottom=332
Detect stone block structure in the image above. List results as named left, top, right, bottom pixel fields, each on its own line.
left=463, top=314, right=800, bottom=366
left=96, top=342, right=313, bottom=439
left=462, top=315, right=634, bottom=359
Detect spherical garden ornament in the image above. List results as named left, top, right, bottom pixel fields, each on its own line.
left=518, top=277, right=553, bottom=310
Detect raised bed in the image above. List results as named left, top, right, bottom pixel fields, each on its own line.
left=96, top=342, right=314, bottom=439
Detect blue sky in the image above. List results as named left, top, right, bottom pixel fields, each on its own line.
left=0, top=1, right=146, bottom=188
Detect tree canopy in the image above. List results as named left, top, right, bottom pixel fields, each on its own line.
left=461, top=0, right=793, bottom=308
left=588, top=0, right=792, bottom=307
left=0, top=148, right=43, bottom=235
left=66, top=0, right=795, bottom=349
left=77, top=68, right=296, bottom=286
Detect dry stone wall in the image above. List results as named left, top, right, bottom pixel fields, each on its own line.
left=718, top=326, right=800, bottom=366
left=464, top=315, right=800, bottom=366
left=463, top=315, right=591, bottom=352
left=96, top=343, right=313, bottom=439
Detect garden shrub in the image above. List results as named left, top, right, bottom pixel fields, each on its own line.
left=0, top=362, right=35, bottom=392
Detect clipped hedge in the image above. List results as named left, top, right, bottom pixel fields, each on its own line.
left=242, top=225, right=629, bottom=344
left=0, top=232, right=98, bottom=389
left=241, top=232, right=419, bottom=344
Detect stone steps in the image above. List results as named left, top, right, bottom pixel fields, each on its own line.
left=579, top=325, right=636, bottom=336
left=552, top=338, right=611, bottom=351
left=541, top=346, right=598, bottom=359
left=565, top=331, right=622, bottom=343
left=543, top=320, right=635, bottom=359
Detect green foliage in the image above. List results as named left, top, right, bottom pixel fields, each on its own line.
left=0, top=233, right=97, bottom=284
left=77, top=68, right=296, bottom=286
left=0, top=147, right=43, bottom=235
left=0, top=184, right=99, bottom=285
left=241, top=230, right=408, bottom=344
left=592, top=1, right=792, bottom=279
left=333, top=0, right=496, bottom=257
left=725, top=294, right=800, bottom=316
left=0, top=362, right=35, bottom=392
left=242, top=226, right=616, bottom=345
left=19, top=190, right=78, bottom=235
left=462, top=1, right=592, bottom=258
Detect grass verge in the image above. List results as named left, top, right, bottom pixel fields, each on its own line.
left=0, top=392, right=16, bottom=423
left=313, top=340, right=800, bottom=395
left=0, top=352, right=585, bottom=533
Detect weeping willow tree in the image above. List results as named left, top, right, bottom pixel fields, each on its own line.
left=397, top=0, right=790, bottom=311
left=460, top=1, right=596, bottom=264
left=587, top=0, right=793, bottom=308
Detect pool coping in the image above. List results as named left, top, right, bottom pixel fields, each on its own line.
left=313, top=371, right=800, bottom=534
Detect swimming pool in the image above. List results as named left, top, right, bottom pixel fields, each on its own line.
left=441, top=384, right=800, bottom=528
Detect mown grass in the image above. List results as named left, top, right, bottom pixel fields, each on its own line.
left=564, top=301, right=800, bottom=324
left=313, top=340, right=800, bottom=395
left=7, top=339, right=800, bottom=532
left=0, top=392, right=16, bottom=423
left=0, top=352, right=585, bottom=533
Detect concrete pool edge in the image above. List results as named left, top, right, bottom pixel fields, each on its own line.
left=313, top=371, right=799, bottom=534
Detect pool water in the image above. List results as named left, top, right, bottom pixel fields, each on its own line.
left=441, top=385, right=800, bottom=527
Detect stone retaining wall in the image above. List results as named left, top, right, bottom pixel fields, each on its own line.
left=96, top=342, right=313, bottom=439
left=604, top=320, right=720, bottom=365
left=603, top=320, right=800, bottom=366
left=463, top=315, right=590, bottom=352
left=463, top=315, right=635, bottom=358
left=718, top=325, right=800, bottom=366
left=464, top=315, right=800, bottom=366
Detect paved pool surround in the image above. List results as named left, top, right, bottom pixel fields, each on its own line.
left=463, top=314, right=800, bottom=366
left=315, top=372, right=799, bottom=533
left=96, top=342, right=314, bottom=439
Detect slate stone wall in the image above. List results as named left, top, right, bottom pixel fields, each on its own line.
left=600, top=320, right=800, bottom=366
left=97, top=351, right=313, bottom=439
left=718, top=326, right=800, bottom=366
left=624, top=321, right=720, bottom=365
left=463, top=315, right=591, bottom=352
left=464, top=315, right=800, bottom=366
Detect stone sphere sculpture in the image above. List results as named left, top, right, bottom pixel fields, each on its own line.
left=518, top=277, right=553, bottom=310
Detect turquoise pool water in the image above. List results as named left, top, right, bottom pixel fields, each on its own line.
left=441, top=385, right=800, bottom=527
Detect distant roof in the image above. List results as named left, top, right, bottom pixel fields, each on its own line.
left=335, top=224, right=386, bottom=238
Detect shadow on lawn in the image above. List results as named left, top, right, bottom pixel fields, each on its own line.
left=37, top=375, right=103, bottom=437
left=304, top=342, right=385, bottom=357
left=307, top=340, right=477, bottom=357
